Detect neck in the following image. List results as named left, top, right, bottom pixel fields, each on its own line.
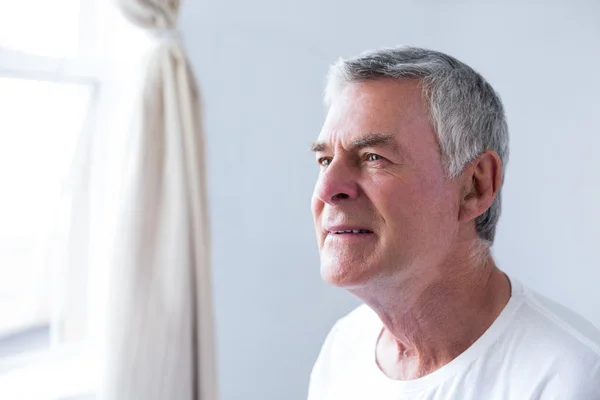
left=350, top=245, right=511, bottom=380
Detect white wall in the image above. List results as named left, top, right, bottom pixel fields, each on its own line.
left=180, top=1, right=600, bottom=399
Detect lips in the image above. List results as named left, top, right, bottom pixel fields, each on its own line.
left=330, top=229, right=373, bottom=234
left=326, top=225, right=374, bottom=235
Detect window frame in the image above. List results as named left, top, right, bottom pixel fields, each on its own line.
left=0, top=0, right=109, bottom=397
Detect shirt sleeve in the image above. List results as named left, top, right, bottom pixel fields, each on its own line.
left=307, top=320, right=343, bottom=400
left=540, top=356, right=600, bottom=400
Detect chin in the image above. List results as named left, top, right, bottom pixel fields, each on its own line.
left=320, top=258, right=374, bottom=288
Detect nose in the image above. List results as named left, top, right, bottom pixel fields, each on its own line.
left=314, top=159, right=359, bottom=205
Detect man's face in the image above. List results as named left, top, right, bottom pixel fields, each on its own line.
left=311, top=79, right=461, bottom=287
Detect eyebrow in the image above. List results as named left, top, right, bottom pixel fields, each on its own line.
left=310, top=132, right=397, bottom=153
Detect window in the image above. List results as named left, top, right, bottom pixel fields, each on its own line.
left=0, top=1, right=106, bottom=398
left=0, top=76, right=94, bottom=349
left=0, top=0, right=83, bottom=58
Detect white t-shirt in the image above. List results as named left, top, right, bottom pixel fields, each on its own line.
left=308, top=278, right=600, bottom=399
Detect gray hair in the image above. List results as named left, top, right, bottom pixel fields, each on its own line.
left=324, top=46, right=509, bottom=245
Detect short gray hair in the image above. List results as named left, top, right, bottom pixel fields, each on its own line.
left=324, top=46, right=509, bottom=245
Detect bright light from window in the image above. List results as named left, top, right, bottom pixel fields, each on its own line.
left=0, top=0, right=82, bottom=57
left=0, top=77, right=92, bottom=355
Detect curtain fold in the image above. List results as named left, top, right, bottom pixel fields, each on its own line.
left=102, top=1, right=217, bottom=399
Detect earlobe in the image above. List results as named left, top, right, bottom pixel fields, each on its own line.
left=458, top=151, right=502, bottom=223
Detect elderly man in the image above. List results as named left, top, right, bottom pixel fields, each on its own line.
left=308, top=47, right=600, bottom=399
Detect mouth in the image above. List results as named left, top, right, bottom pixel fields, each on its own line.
left=329, top=229, right=373, bottom=235
left=326, top=225, right=374, bottom=236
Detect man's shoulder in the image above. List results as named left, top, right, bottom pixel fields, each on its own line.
left=326, top=305, right=380, bottom=345
left=516, top=282, right=600, bottom=358
left=505, top=282, right=600, bottom=394
left=309, top=304, right=380, bottom=389
left=337, top=304, right=380, bottom=329
left=318, top=305, right=380, bottom=359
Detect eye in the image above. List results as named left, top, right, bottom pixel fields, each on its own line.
left=365, top=153, right=383, bottom=162
left=318, top=157, right=332, bottom=167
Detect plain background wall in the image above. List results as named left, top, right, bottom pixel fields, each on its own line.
left=179, top=1, right=600, bottom=399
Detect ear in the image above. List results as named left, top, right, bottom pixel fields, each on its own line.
left=458, top=150, right=503, bottom=223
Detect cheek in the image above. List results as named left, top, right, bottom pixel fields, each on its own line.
left=311, top=198, right=327, bottom=247
left=368, top=173, right=422, bottom=211
left=311, top=195, right=324, bottom=225
left=413, top=180, right=459, bottom=237
left=368, top=173, right=453, bottom=224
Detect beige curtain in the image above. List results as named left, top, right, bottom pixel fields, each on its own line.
left=102, top=1, right=217, bottom=399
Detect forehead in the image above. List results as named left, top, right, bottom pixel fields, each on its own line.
left=318, top=79, right=436, bottom=151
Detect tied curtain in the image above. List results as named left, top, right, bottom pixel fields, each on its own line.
left=102, top=1, right=217, bottom=399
